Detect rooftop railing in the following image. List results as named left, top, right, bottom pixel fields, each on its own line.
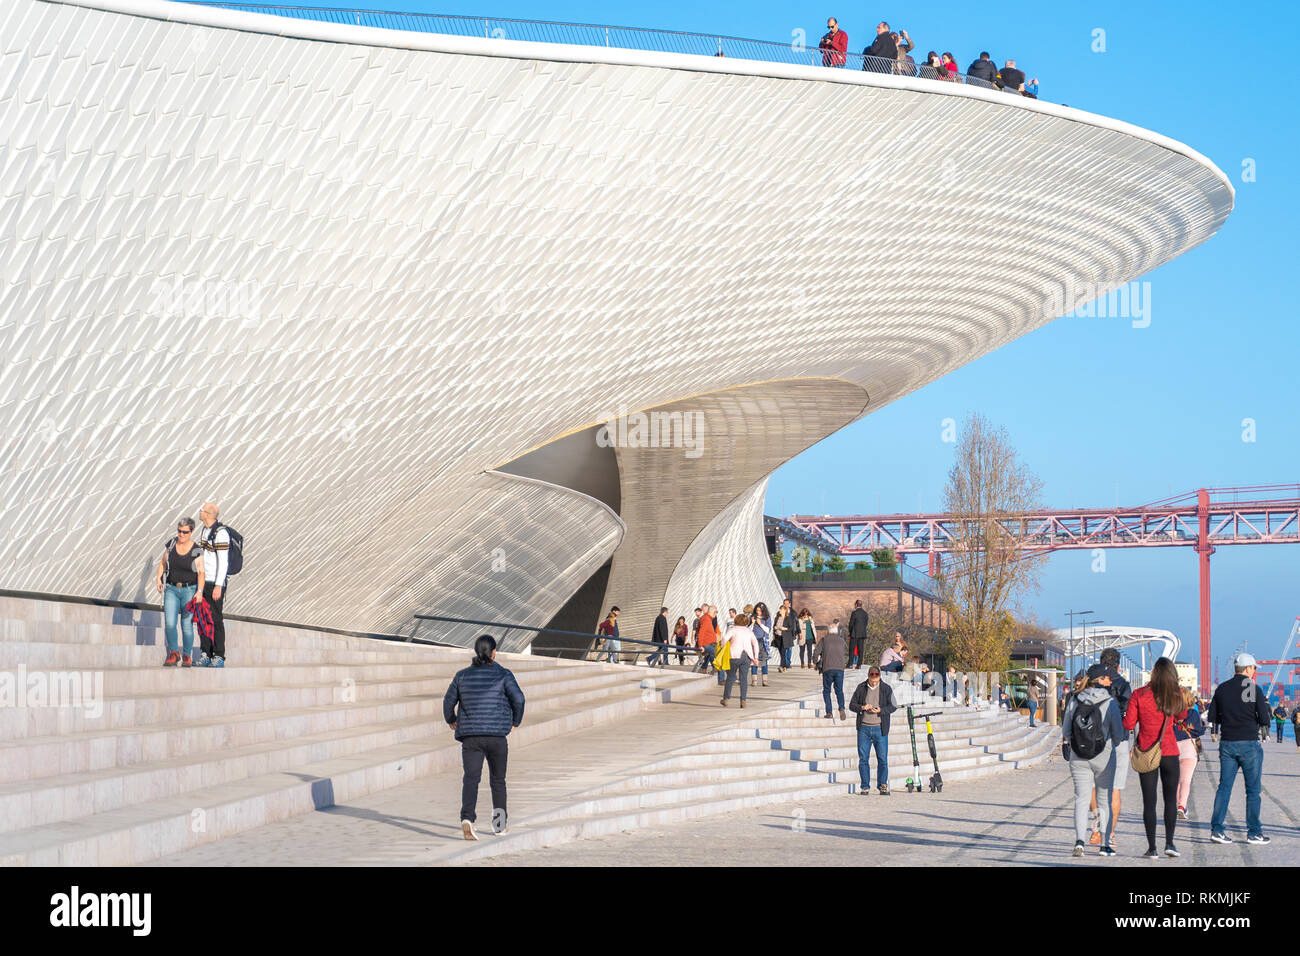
left=180, top=3, right=1040, bottom=99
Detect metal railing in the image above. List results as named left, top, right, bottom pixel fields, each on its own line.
left=413, top=611, right=708, bottom=666
left=774, top=563, right=942, bottom=596
left=179, top=3, right=1040, bottom=99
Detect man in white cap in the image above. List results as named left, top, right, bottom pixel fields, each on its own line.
left=1206, top=652, right=1273, bottom=845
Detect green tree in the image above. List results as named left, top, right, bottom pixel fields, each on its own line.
left=871, top=548, right=897, bottom=569
left=827, top=554, right=847, bottom=572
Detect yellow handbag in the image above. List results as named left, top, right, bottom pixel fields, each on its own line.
left=714, top=638, right=732, bottom=671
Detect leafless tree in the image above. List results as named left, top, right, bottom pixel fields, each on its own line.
left=937, top=413, right=1045, bottom=671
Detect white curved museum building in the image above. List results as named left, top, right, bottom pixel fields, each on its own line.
left=0, top=0, right=1234, bottom=648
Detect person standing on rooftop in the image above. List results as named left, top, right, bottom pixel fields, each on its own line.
left=891, top=29, right=914, bottom=75
left=966, top=51, right=997, bottom=84
left=998, top=58, right=1026, bottom=93
left=444, top=634, right=525, bottom=841
left=862, top=21, right=895, bottom=71
left=819, top=17, right=848, bottom=68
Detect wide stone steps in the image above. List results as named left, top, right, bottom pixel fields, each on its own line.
left=433, top=688, right=1058, bottom=863
left=0, top=594, right=716, bottom=865
left=0, top=659, right=667, bottom=738
left=445, top=779, right=849, bottom=863
left=0, top=665, right=706, bottom=783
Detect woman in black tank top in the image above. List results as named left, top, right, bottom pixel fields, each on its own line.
left=154, top=517, right=206, bottom=667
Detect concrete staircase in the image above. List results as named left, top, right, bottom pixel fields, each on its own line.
left=446, top=673, right=1058, bottom=863
left=0, top=595, right=713, bottom=865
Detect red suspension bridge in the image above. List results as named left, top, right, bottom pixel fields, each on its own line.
left=786, top=484, right=1300, bottom=694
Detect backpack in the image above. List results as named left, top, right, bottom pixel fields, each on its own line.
left=1069, top=699, right=1107, bottom=760
left=208, top=522, right=244, bottom=576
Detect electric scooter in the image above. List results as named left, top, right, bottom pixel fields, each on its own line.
left=905, top=706, right=944, bottom=793
left=905, top=706, right=920, bottom=792
left=918, top=710, right=943, bottom=792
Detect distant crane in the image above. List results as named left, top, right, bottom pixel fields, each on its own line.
left=1259, top=617, right=1300, bottom=702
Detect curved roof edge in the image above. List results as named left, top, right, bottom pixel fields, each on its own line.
left=48, top=0, right=1234, bottom=203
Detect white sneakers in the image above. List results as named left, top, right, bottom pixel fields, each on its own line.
left=460, top=819, right=478, bottom=841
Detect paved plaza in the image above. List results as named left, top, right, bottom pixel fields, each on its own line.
left=154, top=666, right=1300, bottom=867
left=472, top=742, right=1300, bottom=867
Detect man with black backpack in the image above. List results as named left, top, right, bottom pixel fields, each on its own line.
left=1062, top=670, right=1127, bottom=857
left=1089, top=650, right=1133, bottom=845
left=197, top=501, right=242, bottom=668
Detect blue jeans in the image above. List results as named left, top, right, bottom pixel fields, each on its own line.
left=163, top=583, right=198, bottom=655
left=723, top=656, right=751, bottom=701
left=782, top=645, right=793, bottom=668
left=1026, top=701, right=1038, bottom=727
left=880, top=661, right=904, bottom=673
left=822, top=669, right=845, bottom=713
left=1211, top=739, right=1264, bottom=837
left=602, top=639, right=621, bottom=663
left=857, top=725, right=888, bottom=788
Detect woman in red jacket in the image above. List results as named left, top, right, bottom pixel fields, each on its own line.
left=1123, top=657, right=1188, bottom=858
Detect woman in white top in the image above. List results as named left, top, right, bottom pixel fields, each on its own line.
left=721, top=613, right=760, bottom=708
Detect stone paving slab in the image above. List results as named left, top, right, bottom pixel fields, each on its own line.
left=469, top=740, right=1300, bottom=867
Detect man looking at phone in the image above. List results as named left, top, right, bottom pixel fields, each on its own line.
left=850, top=665, right=897, bottom=795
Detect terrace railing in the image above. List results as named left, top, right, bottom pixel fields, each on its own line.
left=180, top=4, right=1038, bottom=98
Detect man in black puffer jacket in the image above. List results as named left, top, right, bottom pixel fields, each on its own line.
left=966, top=52, right=997, bottom=84
left=443, top=634, right=526, bottom=840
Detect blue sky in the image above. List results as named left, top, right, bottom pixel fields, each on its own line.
left=298, top=0, right=1298, bottom=675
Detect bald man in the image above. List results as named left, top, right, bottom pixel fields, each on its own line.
left=196, top=501, right=231, bottom=667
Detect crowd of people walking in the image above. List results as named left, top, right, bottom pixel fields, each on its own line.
left=450, top=592, right=1295, bottom=857
left=1061, top=647, right=1283, bottom=859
